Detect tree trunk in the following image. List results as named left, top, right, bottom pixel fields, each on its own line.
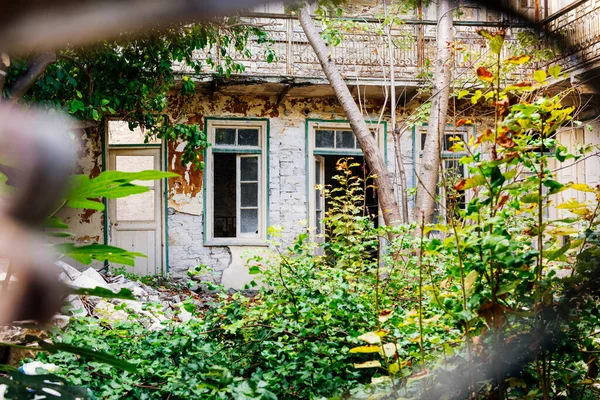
left=414, top=0, right=453, bottom=225
left=383, top=0, right=409, bottom=224
left=298, top=4, right=402, bottom=228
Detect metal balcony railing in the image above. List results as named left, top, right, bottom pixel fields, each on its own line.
left=183, top=14, right=533, bottom=84
left=542, top=0, right=600, bottom=73
left=184, top=1, right=600, bottom=85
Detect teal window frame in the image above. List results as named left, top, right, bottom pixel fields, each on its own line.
left=203, top=117, right=270, bottom=246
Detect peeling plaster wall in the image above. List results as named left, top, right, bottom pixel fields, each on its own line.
left=164, top=91, right=410, bottom=285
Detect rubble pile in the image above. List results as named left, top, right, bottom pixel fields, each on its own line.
left=56, top=261, right=213, bottom=329
left=0, top=261, right=216, bottom=367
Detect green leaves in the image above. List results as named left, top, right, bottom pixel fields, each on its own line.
left=56, top=243, right=146, bottom=266
left=33, top=338, right=138, bottom=373
left=477, top=29, right=505, bottom=54
left=65, top=285, right=136, bottom=300
left=490, top=166, right=506, bottom=189
left=66, top=170, right=178, bottom=211
left=69, top=99, right=85, bottom=113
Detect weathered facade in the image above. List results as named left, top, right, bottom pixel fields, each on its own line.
left=61, top=0, right=600, bottom=288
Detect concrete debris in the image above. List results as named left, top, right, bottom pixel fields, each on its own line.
left=174, top=303, right=193, bottom=323
left=93, top=301, right=128, bottom=323
left=54, top=262, right=207, bottom=330
left=72, top=267, right=111, bottom=290
left=56, top=260, right=81, bottom=281
left=20, top=361, right=60, bottom=375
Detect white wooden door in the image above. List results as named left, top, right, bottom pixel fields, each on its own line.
left=108, top=148, right=163, bottom=276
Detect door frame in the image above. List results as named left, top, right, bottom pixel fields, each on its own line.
left=103, top=137, right=168, bottom=275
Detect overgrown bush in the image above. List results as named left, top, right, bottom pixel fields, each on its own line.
left=28, top=32, right=600, bottom=400
left=38, top=159, right=453, bottom=399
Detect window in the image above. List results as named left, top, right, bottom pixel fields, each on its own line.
left=415, top=125, right=472, bottom=222
left=205, top=119, right=268, bottom=245
left=307, top=120, right=385, bottom=234
left=107, top=120, right=160, bottom=145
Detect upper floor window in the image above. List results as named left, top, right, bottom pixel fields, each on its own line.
left=204, top=119, right=269, bottom=246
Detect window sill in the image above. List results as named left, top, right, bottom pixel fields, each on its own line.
left=204, top=238, right=269, bottom=247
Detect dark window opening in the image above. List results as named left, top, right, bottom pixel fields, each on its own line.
left=320, top=155, right=379, bottom=228
left=213, top=153, right=236, bottom=237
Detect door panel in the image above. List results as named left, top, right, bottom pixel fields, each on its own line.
left=108, top=148, right=163, bottom=276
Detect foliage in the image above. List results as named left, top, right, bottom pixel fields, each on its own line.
left=4, top=20, right=273, bottom=169
left=29, top=161, right=446, bottom=399
left=24, top=93, right=600, bottom=398
left=4, top=19, right=599, bottom=400
left=348, top=29, right=600, bottom=400
left=0, top=169, right=178, bottom=399
left=46, top=169, right=177, bottom=266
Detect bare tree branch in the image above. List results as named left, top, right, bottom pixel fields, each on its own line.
left=7, top=52, right=56, bottom=103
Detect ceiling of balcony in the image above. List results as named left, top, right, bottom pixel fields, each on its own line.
left=192, top=76, right=420, bottom=102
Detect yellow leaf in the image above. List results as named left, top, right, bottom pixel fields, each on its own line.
left=570, top=183, right=596, bottom=193
left=464, top=270, right=479, bottom=292
left=388, top=363, right=400, bottom=374
left=424, top=314, right=441, bottom=324
left=434, top=224, right=449, bottom=232
left=354, top=360, right=382, bottom=369
left=378, top=308, right=394, bottom=323
left=556, top=199, right=588, bottom=210
left=379, top=343, right=397, bottom=358
left=407, top=336, right=422, bottom=343
left=476, top=66, right=495, bottom=82
left=506, top=55, right=531, bottom=65
left=349, top=345, right=381, bottom=354
left=357, top=332, right=381, bottom=344
left=374, top=330, right=389, bottom=338
left=548, top=226, right=579, bottom=236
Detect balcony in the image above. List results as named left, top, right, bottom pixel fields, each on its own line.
left=542, top=0, right=600, bottom=75
left=179, top=2, right=600, bottom=96
left=180, top=12, right=532, bottom=94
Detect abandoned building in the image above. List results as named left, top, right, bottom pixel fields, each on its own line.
left=61, top=0, right=600, bottom=288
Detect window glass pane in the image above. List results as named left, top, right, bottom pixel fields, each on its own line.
left=336, top=130, right=354, bottom=149
left=315, top=130, right=334, bottom=148
left=214, top=153, right=236, bottom=237
left=241, top=183, right=258, bottom=207
left=108, top=121, right=159, bottom=145
left=355, top=130, right=376, bottom=148
left=215, top=128, right=236, bottom=145
left=240, top=209, right=258, bottom=234
left=238, top=129, right=259, bottom=146
left=444, top=132, right=465, bottom=151
left=316, top=210, right=322, bottom=234
left=117, top=190, right=155, bottom=221
left=240, top=157, right=258, bottom=181
left=115, top=155, right=155, bottom=187
left=315, top=158, right=322, bottom=210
